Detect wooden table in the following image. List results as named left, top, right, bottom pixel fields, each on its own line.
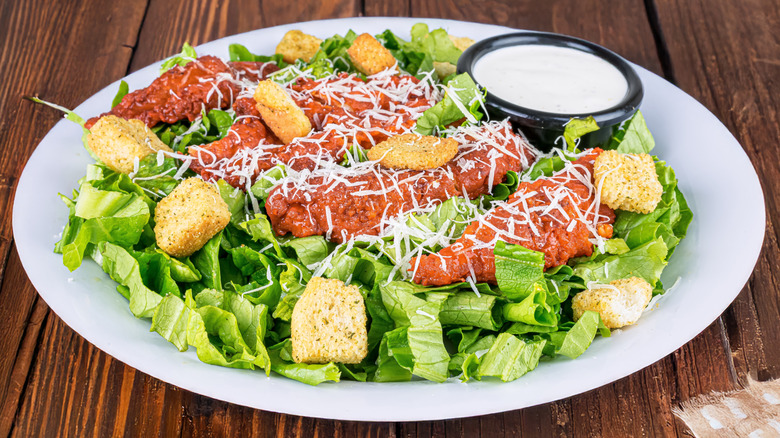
left=1, top=0, right=777, bottom=435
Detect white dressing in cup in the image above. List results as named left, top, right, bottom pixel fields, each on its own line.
left=472, top=45, right=629, bottom=114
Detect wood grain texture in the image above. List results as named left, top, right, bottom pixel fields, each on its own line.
left=0, top=0, right=147, bottom=436
left=129, top=0, right=361, bottom=72
left=653, top=0, right=780, bottom=384
left=1, top=0, right=777, bottom=436
left=410, top=0, right=665, bottom=76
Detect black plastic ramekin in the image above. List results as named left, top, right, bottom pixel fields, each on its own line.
left=457, top=31, right=644, bottom=151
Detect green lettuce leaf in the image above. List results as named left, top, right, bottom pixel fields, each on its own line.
left=160, top=42, right=197, bottom=74
left=98, top=242, right=164, bottom=318
left=551, top=311, right=602, bottom=359
left=501, top=284, right=558, bottom=327
left=572, top=237, right=668, bottom=287
left=57, top=182, right=151, bottom=271
left=439, top=292, right=502, bottom=330
left=268, top=341, right=340, bottom=385
left=111, top=80, right=129, bottom=108
left=228, top=43, right=287, bottom=66
left=563, top=116, right=599, bottom=150
left=494, top=241, right=547, bottom=301
left=472, top=333, right=546, bottom=382
left=415, top=73, right=484, bottom=135
left=377, top=24, right=462, bottom=77
left=376, top=282, right=450, bottom=382
left=608, top=111, right=654, bottom=154
left=283, top=236, right=333, bottom=267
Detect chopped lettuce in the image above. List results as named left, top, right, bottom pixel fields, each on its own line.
left=608, top=111, right=655, bottom=154
left=375, top=282, right=450, bottom=382
left=470, top=333, right=546, bottom=382
left=563, top=116, right=599, bottom=150
left=414, top=73, right=484, bottom=135
left=51, top=23, right=691, bottom=386
left=493, top=241, right=547, bottom=301
left=111, top=80, right=129, bottom=108
left=160, top=42, right=197, bottom=74
left=439, top=292, right=502, bottom=330
left=228, top=43, right=287, bottom=66
left=56, top=179, right=151, bottom=271
left=377, top=23, right=462, bottom=77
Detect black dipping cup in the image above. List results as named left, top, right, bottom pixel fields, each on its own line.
left=457, top=31, right=644, bottom=151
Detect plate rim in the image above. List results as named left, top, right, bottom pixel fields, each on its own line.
left=12, top=16, right=766, bottom=421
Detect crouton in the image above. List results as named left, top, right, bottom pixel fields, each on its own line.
left=253, top=80, right=312, bottom=144
left=367, top=134, right=458, bottom=170
left=594, top=150, right=663, bottom=214
left=572, top=277, right=653, bottom=329
left=87, top=115, right=172, bottom=174
left=433, top=61, right=457, bottom=80
left=275, top=30, right=322, bottom=64
left=449, top=35, right=475, bottom=52
left=154, top=178, right=230, bottom=257
left=291, top=277, right=368, bottom=364
left=347, top=33, right=397, bottom=76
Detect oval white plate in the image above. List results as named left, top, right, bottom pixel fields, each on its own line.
left=13, top=17, right=765, bottom=421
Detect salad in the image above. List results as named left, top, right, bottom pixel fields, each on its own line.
left=38, top=23, right=691, bottom=385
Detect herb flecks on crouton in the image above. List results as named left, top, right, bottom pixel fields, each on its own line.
left=347, top=33, right=397, bottom=76
left=291, top=277, right=368, bottom=364
left=275, top=30, right=323, bottom=64
left=253, top=80, right=312, bottom=144
left=572, top=277, right=653, bottom=329
left=87, top=115, right=172, bottom=174
left=154, top=178, right=230, bottom=258
left=595, top=150, right=663, bottom=214
left=367, top=134, right=458, bottom=170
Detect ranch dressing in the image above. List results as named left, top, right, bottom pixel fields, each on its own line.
left=473, top=45, right=628, bottom=114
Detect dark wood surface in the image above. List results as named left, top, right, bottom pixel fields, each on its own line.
left=1, top=0, right=776, bottom=435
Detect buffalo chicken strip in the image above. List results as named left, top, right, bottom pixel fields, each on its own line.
left=86, top=56, right=279, bottom=129
left=265, top=121, right=540, bottom=243
left=187, top=71, right=440, bottom=189
left=411, top=149, right=615, bottom=286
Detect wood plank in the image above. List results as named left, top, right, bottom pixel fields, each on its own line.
left=653, top=0, right=780, bottom=382
left=8, top=1, right=392, bottom=435
left=410, top=0, right=664, bottom=76
left=7, top=0, right=763, bottom=435
left=0, top=0, right=148, bottom=434
left=129, top=0, right=361, bottom=72
left=0, top=249, right=48, bottom=438
left=364, top=0, right=410, bottom=17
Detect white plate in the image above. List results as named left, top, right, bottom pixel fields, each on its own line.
left=13, top=17, right=765, bottom=421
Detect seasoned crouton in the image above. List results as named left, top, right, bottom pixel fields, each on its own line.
left=275, top=30, right=322, bottom=64
left=154, top=178, right=230, bottom=257
left=572, top=277, right=653, bottom=329
left=449, top=35, right=475, bottom=52
left=367, top=134, right=458, bottom=170
left=253, top=80, right=312, bottom=144
left=347, top=33, right=397, bottom=76
left=87, top=115, right=172, bottom=174
left=291, top=277, right=368, bottom=364
left=595, top=150, right=663, bottom=214
left=433, top=61, right=457, bottom=80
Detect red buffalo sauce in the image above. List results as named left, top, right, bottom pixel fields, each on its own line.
left=85, top=56, right=279, bottom=129
left=264, top=121, right=540, bottom=243
left=188, top=71, right=440, bottom=188
left=411, top=149, right=615, bottom=286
